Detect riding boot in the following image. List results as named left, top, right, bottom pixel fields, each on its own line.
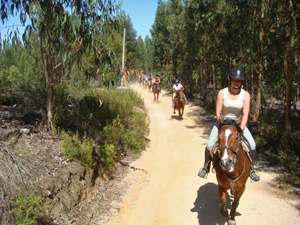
left=249, top=150, right=260, bottom=181
left=198, top=147, right=211, bottom=178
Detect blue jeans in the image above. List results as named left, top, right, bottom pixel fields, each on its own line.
left=206, top=122, right=256, bottom=151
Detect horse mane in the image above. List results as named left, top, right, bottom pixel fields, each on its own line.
left=219, top=119, right=243, bottom=134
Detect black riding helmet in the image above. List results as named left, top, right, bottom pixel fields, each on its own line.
left=229, top=67, right=245, bottom=80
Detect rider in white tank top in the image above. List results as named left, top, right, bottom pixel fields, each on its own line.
left=222, top=87, right=245, bottom=121
left=198, top=67, right=260, bottom=182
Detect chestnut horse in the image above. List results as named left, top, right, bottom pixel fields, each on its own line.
left=212, top=117, right=251, bottom=225
left=152, top=83, right=160, bottom=102
left=148, top=80, right=153, bottom=92
left=173, top=90, right=185, bottom=119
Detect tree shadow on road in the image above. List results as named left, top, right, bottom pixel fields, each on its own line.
left=191, top=182, right=235, bottom=225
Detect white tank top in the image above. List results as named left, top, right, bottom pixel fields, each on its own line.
left=222, top=87, right=244, bottom=120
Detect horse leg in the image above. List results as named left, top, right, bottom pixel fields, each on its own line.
left=218, top=186, right=229, bottom=220
left=179, top=108, right=182, bottom=119
left=228, top=198, right=240, bottom=225
left=228, top=186, right=245, bottom=225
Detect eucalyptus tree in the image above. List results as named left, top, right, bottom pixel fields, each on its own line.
left=144, top=35, right=154, bottom=73
left=262, top=0, right=299, bottom=142
left=151, top=0, right=170, bottom=73
left=1, top=0, right=119, bottom=129
left=135, top=35, right=147, bottom=70
left=118, top=13, right=137, bottom=69
left=165, top=0, right=184, bottom=80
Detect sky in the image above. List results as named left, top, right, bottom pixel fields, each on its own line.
left=0, top=0, right=159, bottom=41
left=121, top=0, right=159, bottom=40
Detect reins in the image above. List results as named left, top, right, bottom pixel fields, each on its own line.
left=217, top=123, right=247, bottom=195
left=227, top=149, right=247, bottom=194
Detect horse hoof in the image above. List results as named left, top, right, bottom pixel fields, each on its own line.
left=228, top=219, right=236, bottom=225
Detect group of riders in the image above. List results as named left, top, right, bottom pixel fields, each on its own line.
left=138, top=67, right=260, bottom=182
left=138, top=70, right=186, bottom=107
left=139, top=71, right=161, bottom=92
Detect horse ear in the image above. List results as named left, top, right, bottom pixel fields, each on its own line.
left=235, top=116, right=242, bottom=125
left=218, top=114, right=224, bottom=125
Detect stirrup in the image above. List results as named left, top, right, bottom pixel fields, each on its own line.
left=198, top=167, right=208, bottom=179
left=250, top=170, right=260, bottom=182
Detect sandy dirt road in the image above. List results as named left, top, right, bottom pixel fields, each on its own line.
left=103, top=83, right=300, bottom=225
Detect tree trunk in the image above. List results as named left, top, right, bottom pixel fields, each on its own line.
left=251, top=8, right=256, bottom=111
left=285, top=0, right=295, bottom=144
left=40, top=36, right=54, bottom=130
left=252, top=0, right=265, bottom=123
left=210, top=44, right=216, bottom=102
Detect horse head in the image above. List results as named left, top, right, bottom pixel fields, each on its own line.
left=154, top=83, right=160, bottom=92
left=177, top=90, right=185, bottom=104
left=217, top=116, right=243, bottom=173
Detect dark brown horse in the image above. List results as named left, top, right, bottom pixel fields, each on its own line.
left=138, top=75, right=142, bottom=87
left=212, top=117, right=251, bottom=225
left=152, top=83, right=160, bottom=102
left=173, top=90, right=185, bottom=119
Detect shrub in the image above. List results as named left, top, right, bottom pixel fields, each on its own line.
left=61, top=130, right=94, bottom=167
left=14, top=191, right=48, bottom=225
left=56, top=87, right=149, bottom=171
left=122, top=129, right=147, bottom=153
left=96, top=143, right=116, bottom=171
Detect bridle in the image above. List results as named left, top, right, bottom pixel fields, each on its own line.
left=218, top=125, right=242, bottom=158
left=217, top=124, right=246, bottom=194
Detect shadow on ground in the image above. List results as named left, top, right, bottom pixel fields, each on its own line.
left=191, top=182, right=242, bottom=225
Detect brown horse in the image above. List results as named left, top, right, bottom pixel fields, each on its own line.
left=173, top=90, right=185, bottom=119
left=148, top=80, right=153, bottom=92
left=152, top=83, right=160, bottom=102
left=212, top=117, right=251, bottom=225
left=138, top=75, right=142, bottom=86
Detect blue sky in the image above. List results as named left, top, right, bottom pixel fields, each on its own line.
left=121, top=0, right=159, bottom=40
left=0, top=0, right=160, bottom=41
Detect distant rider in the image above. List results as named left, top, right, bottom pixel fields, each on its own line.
left=153, top=74, right=161, bottom=92
left=172, top=79, right=185, bottom=108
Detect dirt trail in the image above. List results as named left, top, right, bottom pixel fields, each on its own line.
left=102, top=83, right=300, bottom=225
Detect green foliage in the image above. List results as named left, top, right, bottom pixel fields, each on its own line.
left=61, top=131, right=94, bottom=167
left=256, top=108, right=300, bottom=184
left=96, top=144, right=116, bottom=171
left=0, top=40, right=46, bottom=98
left=122, top=128, right=147, bottom=153
left=14, top=191, right=48, bottom=225
left=277, top=172, right=300, bottom=186
left=55, top=87, right=148, bottom=171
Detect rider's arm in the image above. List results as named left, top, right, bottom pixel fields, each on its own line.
left=216, top=89, right=224, bottom=121
left=240, top=91, right=250, bottom=131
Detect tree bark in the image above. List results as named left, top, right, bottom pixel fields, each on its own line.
left=252, top=0, right=265, bottom=123
left=285, top=0, right=295, bottom=143
left=251, top=8, right=256, bottom=111
left=40, top=36, right=54, bottom=130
